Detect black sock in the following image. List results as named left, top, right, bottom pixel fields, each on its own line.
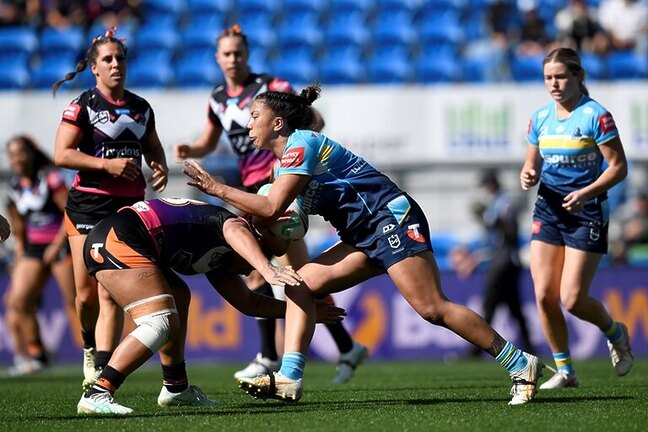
left=162, top=361, right=188, bottom=393
left=253, top=283, right=279, bottom=360
left=94, top=351, right=113, bottom=370
left=81, top=330, right=96, bottom=350
left=85, top=366, right=125, bottom=397
left=327, top=322, right=354, bottom=354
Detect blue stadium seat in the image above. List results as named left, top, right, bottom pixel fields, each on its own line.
left=416, top=54, right=462, bottom=83
left=175, top=51, right=222, bottom=88
left=134, top=23, right=180, bottom=58
left=140, top=0, right=185, bottom=26
left=271, top=53, right=319, bottom=85
left=0, top=58, right=30, bottom=90
left=30, top=58, right=76, bottom=90
left=236, top=0, right=281, bottom=22
left=371, top=10, right=418, bottom=57
left=319, top=48, right=366, bottom=85
left=580, top=52, right=606, bottom=81
left=375, top=0, right=420, bottom=15
left=281, top=0, right=327, bottom=21
left=277, top=14, right=323, bottom=56
left=86, top=20, right=136, bottom=45
left=328, top=0, right=375, bottom=19
left=39, top=26, right=84, bottom=62
left=186, top=0, right=234, bottom=17
left=181, top=14, right=225, bottom=57
left=461, top=56, right=495, bottom=83
left=606, top=51, right=648, bottom=80
left=366, top=51, right=415, bottom=84
left=418, top=15, right=464, bottom=58
left=510, top=53, right=544, bottom=82
left=237, top=14, right=277, bottom=54
left=127, top=56, right=174, bottom=88
left=0, top=26, right=37, bottom=63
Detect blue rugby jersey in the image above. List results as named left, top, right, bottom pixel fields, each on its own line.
left=526, top=95, right=619, bottom=197
left=275, top=130, right=404, bottom=236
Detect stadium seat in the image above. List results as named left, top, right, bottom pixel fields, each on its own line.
left=0, top=58, right=30, bottom=90
left=186, top=0, right=234, bottom=17
left=375, top=0, right=420, bottom=16
left=0, top=26, right=37, bottom=63
left=371, top=10, right=418, bottom=57
left=236, top=0, right=281, bottom=22
left=237, top=14, right=277, bottom=54
left=319, top=48, right=366, bottom=85
left=366, top=50, right=415, bottom=84
left=30, top=58, right=77, bottom=90
left=328, top=0, right=375, bottom=19
left=277, top=14, right=323, bottom=57
left=418, top=16, right=464, bottom=58
left=134, top=23, right=180, bottom=58
left=281, top=0, right=328, bottom=22
left=606, top=50, right=648, bottom=80
left=416, top=54, right=462, bottom=83
left=175, top=51, right=222, bottom=88
left=39, top=26, right=84, bottom=62
left=271, top=53, right=319, bottom=85
left=139, top=0, right=185, bottom=26
left=324, top=11, right=371, bottom=55
left=580, top=52, right=606, bottom=81
left=510, top=53, right=544, bottom=82
left=181, top=14, right=225, bottom=58
left=127, top=56, right=174, bottom=88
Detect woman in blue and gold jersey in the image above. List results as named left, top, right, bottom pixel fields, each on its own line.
left=520, top=47, right=632, bottom=389
left=184, top=84, right=544, bottom=406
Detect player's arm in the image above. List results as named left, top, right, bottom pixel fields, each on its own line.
left=174, top=120, right=223, bottom=161
left=519, top=145, right=542, bottom=191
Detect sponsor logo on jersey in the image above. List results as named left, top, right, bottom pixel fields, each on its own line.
left=382, top=224, right=396, bottom=234
left=63, top=103, right=81, bottom=121
left=281, top=147, right=305, bottom=168
left=388, top=234, right=401, bottom=249
left=532, top=220, right=542, bottom=234
left=598, top=112, right=616, bottom=134
left=115, top=108, right=130, bottom=115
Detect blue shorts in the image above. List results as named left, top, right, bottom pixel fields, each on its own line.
left=531, top=184, right=609, bottom=254
left=343, top=194, right=433, bottom=269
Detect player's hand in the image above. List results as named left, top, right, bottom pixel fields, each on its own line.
left=520, top=169, right=538, bottom=191
left=174, top=143, right=191, bottom=162
left=148, top=161, right=168, bottom=192
left=262, top=263, right=302, bottom=288
left=562, top=190, right=588, bottom=213
left=183, top=160, right=222, bottom=196
left=105, top=158, right=140, bottom=180
left=0, top=214, right=10, bottom=242
left=314, top=299, right=347, bottom=324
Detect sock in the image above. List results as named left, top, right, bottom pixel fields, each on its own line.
left=326, top=322, right=354, bottom=354
left=27, top=342, right=48, bottom=364
left=495, top=341, right=528, bottom=374
left=162, top=361, right=189, bottom=393
left=279, top=352, right=307, bottom=380
left=94, top=351, right=113, bottom=370
left=552, top=351, right=576, bottom=376
left=84, top=366, right=125, bottom=397
left=604, top=320, right=623, bottom=344
left=81, top=330, right=96, bottom=350
left=254, top=283, right=279, bottom=360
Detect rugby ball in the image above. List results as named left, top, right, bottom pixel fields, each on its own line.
left=256, top=183, right=309, bottom=240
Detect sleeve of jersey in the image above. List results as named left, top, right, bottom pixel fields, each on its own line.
left=46, top=169, right=68, bottom=192
left=275, top=134, right=317, bottom=177
left=593, top=109, right=619, bottom=145
left=60, top=98, right=85, bottom=130
left=525, top=115, right=539, bottom=146
left=268, top=77, right=294, bottom=94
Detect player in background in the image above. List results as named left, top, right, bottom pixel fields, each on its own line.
left=77, top=198, right=344, bottom=415
left=52, top=27, right=169, bottom=390
left=174, top=25, right=366, bottom=384
left=3, top=135, right=77, bottom=375
left=520, top=47, right=632, bottom=389
left=183, top=84, right=544, bottom=406
left=0, top=214, right=9, bottom=241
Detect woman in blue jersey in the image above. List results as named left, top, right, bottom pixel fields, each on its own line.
left=174, top=25, right=366, bottom=384
left=75, top=198, right=343, bottom=415
left=183, top=84, right=543, bottom=406
left=4, top=135, right=77, bottom=375
left=520, top=47, right=632, bottom=389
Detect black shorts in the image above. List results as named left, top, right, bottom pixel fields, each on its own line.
left=23, top=241, right=71, bottom=262
left=84, top=209, right=158, bottom=276
left=531, top=184, right=609, bottom=254
left=65, top=189, right=143, bottom=235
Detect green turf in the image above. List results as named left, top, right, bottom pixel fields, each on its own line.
left=0, top=358, right=645, bottom=432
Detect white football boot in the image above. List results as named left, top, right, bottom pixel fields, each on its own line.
left=332, top=342, right=369, bottom=384
left=234, top=353, right=280, bottom=380
left=77, top=392, right=133, bottom=415
left=157, top=384, right=219, bottom=407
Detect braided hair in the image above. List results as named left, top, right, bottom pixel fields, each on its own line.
left=51, top=26, right=128, bottom=96
left=255, top=84, right=321, bottom=131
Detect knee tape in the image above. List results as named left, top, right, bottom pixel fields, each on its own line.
left=125, top=294, right=177, bottom=352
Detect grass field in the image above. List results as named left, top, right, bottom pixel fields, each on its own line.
left=1, top=358, right=646, bottom=432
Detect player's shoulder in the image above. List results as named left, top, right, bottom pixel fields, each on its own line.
left=578, top=95, right=609, bottom=117
left=531, top=101, right=553, bottom=121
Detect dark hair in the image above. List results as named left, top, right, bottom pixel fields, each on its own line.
left=255, top=84, right=321, bottom=131
left=216, top=24, right=249, bottom=53
left=543, top=47, right=589, bottom=96
left=6, top=135, right=53, bottom=176
left=51, top=26, right=128, bottom=96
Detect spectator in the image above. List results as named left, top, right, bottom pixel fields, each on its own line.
left=610, top=190, right=648, bottom=264
left=598, top=0, right=648, bottom=55
left=0, top=0, right=40, bottom=27
left=555, top=0, right=609, bottom=55
left=42, top=0, right=88, bottom=29
left=451, top=169, right=534, bottom=357
left=87, top=0, right=139, bottom=30
left=515, top=1, right=550, bottom=57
